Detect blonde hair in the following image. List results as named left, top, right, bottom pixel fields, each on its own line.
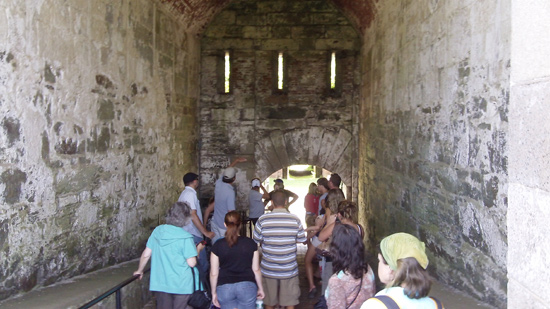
left=380, top=254, right=432, bottom=299
left=308, top=183, right=318, bottom=195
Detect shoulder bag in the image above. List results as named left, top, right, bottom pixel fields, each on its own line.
left=187, top=267, right=211, bottom=309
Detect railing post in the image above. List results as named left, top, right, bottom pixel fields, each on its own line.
left=116, top=290, right=121, bottom=309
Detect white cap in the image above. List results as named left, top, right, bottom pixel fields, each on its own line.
left=251, top=179, right=261, bottom=188
left=223, top=167, right=236, bottom=179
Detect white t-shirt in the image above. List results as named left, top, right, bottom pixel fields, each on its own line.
left=360, top=286, right=440, bottom=309
left=177, top=186, right=202, bottom=238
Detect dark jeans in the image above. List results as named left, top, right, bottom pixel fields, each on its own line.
left=156, top=291, right=191, bottom=309
left=193, top=235, right=209, bottom=290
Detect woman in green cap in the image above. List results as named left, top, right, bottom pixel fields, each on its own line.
left=360, top=233, right=444, bottom=309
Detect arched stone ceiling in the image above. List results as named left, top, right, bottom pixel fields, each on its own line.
left=158, top=0, right=376, bottom=35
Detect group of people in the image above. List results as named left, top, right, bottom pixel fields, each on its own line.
left=133, top=163, right=443, bottom=309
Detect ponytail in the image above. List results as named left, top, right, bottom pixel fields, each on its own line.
left=224, top=211, right=241, bottom=247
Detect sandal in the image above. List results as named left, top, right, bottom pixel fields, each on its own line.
left=308, top=287, right=317, bottom=299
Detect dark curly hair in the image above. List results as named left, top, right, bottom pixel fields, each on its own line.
left=330, top=224, right=368, bottom=279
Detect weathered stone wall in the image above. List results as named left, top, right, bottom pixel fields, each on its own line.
left=0, top=0, right=199, bottom=300
left=508, top=1, right=550, bottom=307
left=199, top=0, right=361, bottom=206
left=358, top=0, right=509, bottom=306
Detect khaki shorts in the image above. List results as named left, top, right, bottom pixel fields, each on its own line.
left=305, top=214, right=317, bottom=227
left=262, top=276, right=301, bottom=307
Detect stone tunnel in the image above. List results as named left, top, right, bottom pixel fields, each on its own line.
left=0, top=0, right=549, bottom=308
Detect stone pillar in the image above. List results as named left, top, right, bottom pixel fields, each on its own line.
left=508, top=1, right=550, bottom=307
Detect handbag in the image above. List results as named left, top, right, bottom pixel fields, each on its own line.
left=314, top=236, right=332, bottom=257
left=187, top=267, right=211, bottom=309
left=314, top=295, right=328, bottom=309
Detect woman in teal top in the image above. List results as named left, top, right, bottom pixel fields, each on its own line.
left=134, top=201, right=205, bottom=309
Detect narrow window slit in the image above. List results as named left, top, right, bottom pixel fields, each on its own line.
left=278, top=52, right=284, bottom=90
left=224, top=51, right=231, bottom=93
left=330, top=51, right=336, bottom=89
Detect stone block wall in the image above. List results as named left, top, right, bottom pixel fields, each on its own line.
left=0, top=0, right=199, bottom=300
left=199, top=0, right=361, bottom=206
left=358, top=0, right=510, bottom=306
left=508, top=1, right=550, bottom=307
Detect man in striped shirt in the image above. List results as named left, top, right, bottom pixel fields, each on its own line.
left=253, top=190, right=307, bottom=309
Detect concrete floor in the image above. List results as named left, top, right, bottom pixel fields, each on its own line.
left=0, top=245, right=498, bottom=309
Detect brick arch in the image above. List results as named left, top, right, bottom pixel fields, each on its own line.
left=158, top=0, right=376, bottom=35
left=253, top=127, right=354, bottom=188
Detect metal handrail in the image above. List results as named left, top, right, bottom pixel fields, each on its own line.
left=78, top=268, right=150, bottom=309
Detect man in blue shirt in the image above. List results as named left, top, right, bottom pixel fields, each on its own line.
left=210, top=157, right=247, bottom=243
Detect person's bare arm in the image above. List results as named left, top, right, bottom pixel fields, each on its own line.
left=187, top=256, right=197, bottom=268
left=318, top=221, right=336, bottom=242
left=187, top=243, right=205, bottom=268
left=252, top=251, right=265, bottom=300
left=210, top=253, right=221, bottom=307
left=287, top=190, right=298, bottom=206
left=203, top=202, right=215, bottom=230
left=190, top=210, right=215, bottom=239
left=260, top=185, right=270, bottom=199
left=133, top=247, right=152, bottom=279
left=228, top=157, right=247, bottom=168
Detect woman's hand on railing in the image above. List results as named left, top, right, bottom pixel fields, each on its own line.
left=133, top=270, right=143, bottom=280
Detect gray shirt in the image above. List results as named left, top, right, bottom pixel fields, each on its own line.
left=212, top=176, right=236, bottom=228
left=249, top=189, right=265, bottom=219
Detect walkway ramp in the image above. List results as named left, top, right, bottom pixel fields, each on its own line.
left=0, top=247, right=496, bottom=308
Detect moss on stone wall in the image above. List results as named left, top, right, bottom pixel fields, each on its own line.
left=0, top=0, right=199, bottom=300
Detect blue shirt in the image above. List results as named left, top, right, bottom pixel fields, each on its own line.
left=213, top=176, right=236, bottom=228
left=146, top=225, right=198, bottom=294
left=318, top=192, right=328, bottom=214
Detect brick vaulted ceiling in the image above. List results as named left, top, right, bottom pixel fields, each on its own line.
left=158, top=0, right=376, bottom=35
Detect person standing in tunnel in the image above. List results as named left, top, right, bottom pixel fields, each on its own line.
left=133, top=201, right=205, bottom=309
left=263, top=178, right=298, bottom=209
left=178, top=172, right=215, bottom=287
left=249, top=178, right=270, bottom=226
left=304, top=182, right=320, bottom=228
left=317, top=177, right=330, bottom=215
left=253, top=190, right=307, bottom=309
left=328, top=173, right=342, bottom=190
left=210, top=157, right=247, bottom=243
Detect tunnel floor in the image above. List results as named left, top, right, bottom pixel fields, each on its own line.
left=0, top=245, right=496, bottom=308
left=147, top=244, right=496, bottom=308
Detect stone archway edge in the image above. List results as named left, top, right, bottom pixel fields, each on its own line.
left=254, top=128, right=353, bottom=186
